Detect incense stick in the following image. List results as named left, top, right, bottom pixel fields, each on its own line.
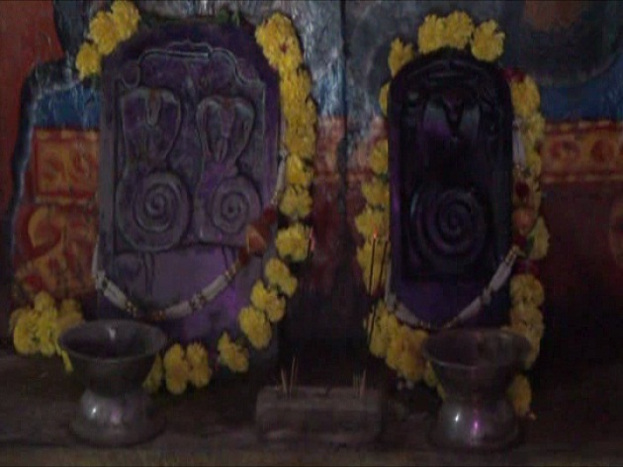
left=359, top=368, right=367, bottom=399
left=289, top=357, right=297, bottom=396
left=377, top=237, right=389, bottom=298
left=306, top=229, right=314, bottom=262
left=368, top=234, right=377, bottom=296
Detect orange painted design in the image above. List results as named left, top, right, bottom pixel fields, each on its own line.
left=347, top=116, right=388, bottom=185
left=12, top=128, right=99, bottom=301
left=31, top=129, right=99, bottom=204
left=541, top=121, right=623, bottom=184
left=13, top=205, right=98, bottom=300
left=315, top=117, right=345, bottom=183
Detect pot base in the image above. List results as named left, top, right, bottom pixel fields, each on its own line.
left=429, top=397, right=520, bottom=452
left=71, top=388, right=165, bottom=447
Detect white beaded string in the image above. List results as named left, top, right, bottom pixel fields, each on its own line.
left=390, top=245, right=521, bottom=331
left=92, top=154, right=288, bottom=321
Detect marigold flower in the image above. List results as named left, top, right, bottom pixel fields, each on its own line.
left=503, top=322, right=543, bottom=369
left=75, top=42, right=101, bottom=79
left=511, top=75, right=541, bottom=120
left=250, top=281, right=286, bottom=323
left=355, top=206, right=389, bottom=239
left=388, top=38, right=415, bottom=77
left=143, top=354, right=163, bottom=393
left=444, top=11, right=474, bottom=49
left=60, top=298, right=81, bottom=316
left=364, top=300, right=400, bottom=358
left=510, top=274, right=545, bottom=308
left=357, top=237, right=391, bottom=294
left=275, top=223, right=311, bottom=262
left=379, top=82, right=390, bottom=116
left=163, top=343, right=184, bottom=366
left=510, top=303, right=544, bottom=331
left=385, top=325, right=428, bottom=382
left=525, top=147, right=542, bottom=178
left=285, top=98, right=318, bottom=130
left=255, top=13, right=303, bottom=73
left=13, top=311, right=39, bottom=355
left=36, top=308, right=59, bottom=357
left=369, top=139, right=389, bottom=175
left=470, top=20, right=505, bottom=62
left=264, top=258, right=298, bottom=297
left=284, top=120, right=317, bottom=160
left=521, top=112, right=546, bottom=149
left=515, top=313, right=545, bottom=343
left=513, top=168, right=542, bottom=211
left=361, top=178, right=390, bottom=209
left=279, top=185, right=313, bottom=220
left=239, top=306, right=272, bottom=350
left=89, top=11, right=121, bottom=55
left=165, top=361, right=190, bottom=395
left=186, top=343, right=212, bottom=388
left=285, top=156, right=314, bottom=187
left=110, top=0, right=140, bottom=41
left=217, top=333, right=249, bottom=373
left=163, top=344, right=190, bottom=395
left=528, top=217, right=549, bottom=260
left=418, top=14, right=446, bottom=54
left=60, top=349, right=74, bottom=373
left=9, top=307, right=31, bottom=334
left=507, top=374, right=532, bottom=418
left=57, top=308, right=83, bottom=331
left=34, top=291, right=56, bottom=313
left=280, top=68, right=312, bottom=110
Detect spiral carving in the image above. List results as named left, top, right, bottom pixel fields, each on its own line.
left=116, top=171, right=190, bottom=252
left=411, top=187, right=488, bottom=275
left=210, top=177, right=260, bottom=236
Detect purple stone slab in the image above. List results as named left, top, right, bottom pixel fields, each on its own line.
left=387, top=49, right=513, bottom=328
left=98, top=20, right=279, bottom=344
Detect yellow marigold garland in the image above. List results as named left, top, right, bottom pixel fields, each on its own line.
left=76, top=0, right=140, bottom=79
left=217, top=333, right=250, bottom=373
left=13, top=7, right=317, bottom=396
left=220, top=12, right=316, bottom=376
left=359, top=11, right=549, bottom=419
left=10, top=291, right=85, bottom=370
left=470, top=20, right=505, bottom=62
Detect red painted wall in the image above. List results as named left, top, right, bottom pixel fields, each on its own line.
left=0, top=0, right=63, bottom=214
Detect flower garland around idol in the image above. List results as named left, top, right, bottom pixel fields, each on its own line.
left=357, top=11, right=549, bottom=418
left=9, top=1, right=317, bottom=396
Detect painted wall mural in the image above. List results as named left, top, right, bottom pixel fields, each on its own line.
left=1, top=0, right=622, bottom=365
left=11, top=129, right=98, bottom=302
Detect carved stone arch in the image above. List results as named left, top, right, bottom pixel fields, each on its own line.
left=98, top=20, right=280, bottom=344
left=388, top=48, right=513, bottom=328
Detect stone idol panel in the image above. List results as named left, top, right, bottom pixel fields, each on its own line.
left=97, top=21, right=279, bottom=344
left=387, top=49, right=514, bottom=328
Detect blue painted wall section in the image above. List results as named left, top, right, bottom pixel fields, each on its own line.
left=540, top=52, right=623, bottom=121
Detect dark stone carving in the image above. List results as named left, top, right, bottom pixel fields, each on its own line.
left=98, top=20, right=279, bottom=343
left=115, top=169, right=191, bottom=252
left=388, top=49, right=513, bottom=328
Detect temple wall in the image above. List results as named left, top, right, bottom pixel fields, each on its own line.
left=1, top=0, right=622, bottom=368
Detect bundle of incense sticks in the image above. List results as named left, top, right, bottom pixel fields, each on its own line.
left=366, top=234, right=390, bottom=347
left=359, top=234, right=390, bottom=398
left=280, top=357, right=298, bottom=397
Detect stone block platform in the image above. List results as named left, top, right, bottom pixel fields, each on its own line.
left=0, top=341, right=622, bottom=466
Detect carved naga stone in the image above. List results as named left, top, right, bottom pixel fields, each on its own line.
left=388, top=49, right=514, bottom=328
left=97, top=21, right=279, bottom=343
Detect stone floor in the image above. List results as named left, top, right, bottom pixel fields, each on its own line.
left=1, top=339, right=623, bottom=466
